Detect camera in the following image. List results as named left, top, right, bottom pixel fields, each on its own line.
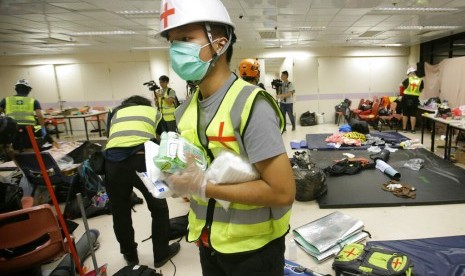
left=143, top=80, right=160, bottom=92
left=271, top=79, right=282, bottom=89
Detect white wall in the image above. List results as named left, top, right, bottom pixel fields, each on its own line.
left=233, top=46, right=410, bottom=124
left=1, top=46, right=413, bottom=126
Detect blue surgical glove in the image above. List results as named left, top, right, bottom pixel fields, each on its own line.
left=41, top=126, right=47, bottom=137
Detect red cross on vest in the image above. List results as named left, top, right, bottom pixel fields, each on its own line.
left=343, top=247, right=357, bottom=257
left=160, top=2, right=175, bottom=28
left=409, top=82, right=418, bottom=90
left=208, top=121, right=236, bottom=150
left=392, top=257, right=403, bottom=269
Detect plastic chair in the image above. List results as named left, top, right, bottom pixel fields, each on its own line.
left=13, top=152, right=79, bottom=202
left=44, top=109, right=68, bottom=138
left=0, top=204, right=68, bottom=275
left=335, top=99, right=352, bottom=125
left=350, top=98, right=365, bottom=119
left=379, top=101, right=403, bottom=131
left=358, top=101, right=381, bottom=128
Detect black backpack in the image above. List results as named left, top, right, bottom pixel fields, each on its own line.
left=0, top=182, right=23, bottom=214
left=113, top=265, right=162, bottom=276
left=300, top=111, right=317, bottom=126
left=0, top=116, right=17, bottom=145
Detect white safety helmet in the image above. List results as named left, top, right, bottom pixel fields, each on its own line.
left=15, top=79, right=31, bottom=88
left=159, top=0, right=235, bottom=38
left=406, top=66, right=417, bottom=75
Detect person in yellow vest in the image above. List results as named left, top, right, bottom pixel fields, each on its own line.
left=401, top=66, right=424, bottom=134
left=0, top=79, right=48, bottom=152
left=158, top=0, right=295, bottom=275
left=155, top=75, right=178, bottom=132
left=103, top=95, right=180, bottom=268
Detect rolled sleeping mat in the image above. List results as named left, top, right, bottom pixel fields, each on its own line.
left=375, top=159, right=401, bottom=180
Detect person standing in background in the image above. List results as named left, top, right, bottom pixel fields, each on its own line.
left=401, top=66, right=424, bottom=134
left=155, top=75, right=178, bottom=132
left=158, top=0, right=295, bottom=275
left=0, top=79, right=48, bottom=152
left=276, top=71, right=296, bottom=131
left=103, top=95, right=180, bottom=269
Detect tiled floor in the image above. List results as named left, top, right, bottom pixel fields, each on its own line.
left=41, top=123, right=465, bottom=276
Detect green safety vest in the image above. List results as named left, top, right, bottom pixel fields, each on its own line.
left=5, top=96, right=36, bottom=125
left=403, top=76, right=422, bottom=96
left=158, top=88, right=176, bottom=122
left=177, top=77, right=290, bottom=254
left=105, top=105, right=161, bottom=149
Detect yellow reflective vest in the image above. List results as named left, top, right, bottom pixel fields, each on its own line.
left=106, top=105, right=161, bottom=149
left=176, top=77, right=291, bottom=254
left=158, top=88, right=176, bottom=122
left=403, top=76, right=422, bottom=97
left=5, top=96, right=36, bottom=125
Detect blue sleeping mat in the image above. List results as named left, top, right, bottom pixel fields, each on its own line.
left=306, top=131, right=409, bottom=151
left=368, top=236, right=465, bottom=276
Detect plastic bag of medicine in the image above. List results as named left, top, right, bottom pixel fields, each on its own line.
left=136, top=171, right=173, bottom=199
left=206, top=150, right=259, bottom=210
left=403, top=158, right=424, bottom=171
left=154, top=132, right=207, bottom=173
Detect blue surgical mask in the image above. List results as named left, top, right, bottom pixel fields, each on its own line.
left=170, top=41, right=214, bottom=81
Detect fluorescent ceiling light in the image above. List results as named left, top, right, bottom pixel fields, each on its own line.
left=395, top=25, right=460, bottom=30
left=116, top=10, right=159, bottom=15
left=67, top=31, right=136, bottom=36
left=373, top=7, right=459, bottom=12
left=38, top=43, right=90, bottom=48
left=295, top=27, right=326, bottom=31
left=130, top=46, right=169, bottom=50
left=381, top=44, right=404, bottom=47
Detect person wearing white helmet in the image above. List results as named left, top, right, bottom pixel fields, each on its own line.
left=400, top=66, right=424, bottom=133
left=159, top=0, right=295, bottom=275
left=0, top=79, right=49, bottom=152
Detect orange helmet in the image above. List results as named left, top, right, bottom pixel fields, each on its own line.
left=239, top=59, right=260, bottom=78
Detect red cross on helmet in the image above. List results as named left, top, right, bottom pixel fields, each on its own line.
left=159, top=0, right=235, bottom=38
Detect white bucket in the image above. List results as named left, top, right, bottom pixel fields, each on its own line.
left=316, top=113, right=324, bottom=124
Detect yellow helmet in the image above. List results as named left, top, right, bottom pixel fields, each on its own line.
left=239, top=59, right=260, bottom=78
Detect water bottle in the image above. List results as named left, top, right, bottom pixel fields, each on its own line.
left=287, top=239, right=297, bottom=260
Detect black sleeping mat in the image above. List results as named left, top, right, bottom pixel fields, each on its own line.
left=312, top=148, right=465, bottom=208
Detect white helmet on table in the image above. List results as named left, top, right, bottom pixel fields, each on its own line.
left=159, top=0, right=235, bottom=38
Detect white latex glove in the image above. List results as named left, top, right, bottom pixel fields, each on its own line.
left=166, top=158, right=207, bottom=199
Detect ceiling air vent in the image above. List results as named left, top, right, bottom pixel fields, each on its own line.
left=359, top=31, right=382, bottom=37
left=259, top=31, right=277, bottom=39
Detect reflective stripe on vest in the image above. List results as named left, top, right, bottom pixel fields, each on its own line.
left=5, top=96, right=36, bottom=125
left=177, top=77, right=290, bottom=254
left=403, top=77, right=422, bottom=96
left=105, top=105, right=161, bottom=149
